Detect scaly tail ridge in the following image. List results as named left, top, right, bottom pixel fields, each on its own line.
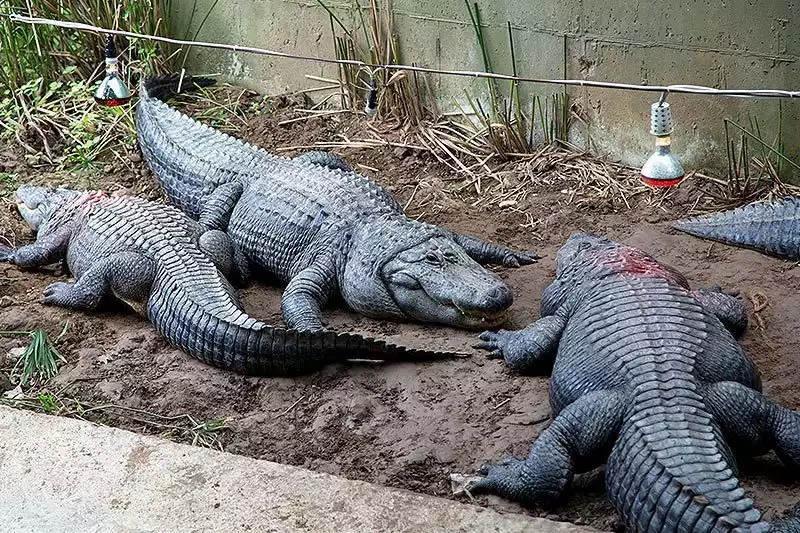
left=671, top=197, right=800, bottom=259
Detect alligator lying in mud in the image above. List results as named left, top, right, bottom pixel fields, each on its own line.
left=672, top=197, right=800, bottom=259
left=0, top=186, right=459, bottom=376
left=473, top=234, right=800, bottom=531
left=136, top=74, right=537, bottom=331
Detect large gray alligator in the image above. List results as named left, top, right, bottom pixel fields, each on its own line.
left=672, top=197, right=800, bottom=259
left=0, top=186, right=458, bottom=376
left=136, top=75, right=537, bottom=331
left=472, top=233, right=800, bottom=531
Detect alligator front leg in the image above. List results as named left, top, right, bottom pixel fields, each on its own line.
left=470, top=389, right=624, bottom=505
left=704, top=381, right=800, bottom=471
left=475, top=315, right=566, bottom=373
left=451, top=233, right=538, bottom=267
left=691, top=285, right=748, bottom=338
left=40, top=252, right=155, bottom=313
left=198, top=182, right=244, bottom=231
left=282, top=258, right=338, bottom=331
left=198, top=229, right=251, bottom=286
left=0, top=227, right=71, bottom=268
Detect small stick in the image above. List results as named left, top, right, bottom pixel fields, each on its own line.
left=492, top=397, right=511, bottom=410
left=277, top=395, right=306, bottom=417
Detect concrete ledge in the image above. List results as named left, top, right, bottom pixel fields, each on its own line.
left=0, top=406, right=595, bottom=533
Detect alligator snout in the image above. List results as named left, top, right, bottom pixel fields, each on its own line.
left=478, top=284, right=513, bottom=313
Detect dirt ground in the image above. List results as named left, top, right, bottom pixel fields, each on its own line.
left=1, top=90, right=798, bottom=530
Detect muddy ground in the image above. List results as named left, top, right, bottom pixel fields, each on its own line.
left=1, top=90, right=798, bottom=530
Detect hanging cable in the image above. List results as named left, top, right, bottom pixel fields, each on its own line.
left=5, top=13, right=799, bottom=99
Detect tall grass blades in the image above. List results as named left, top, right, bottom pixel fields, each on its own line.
left=319, top=0, right=433, bottom=125
left=0, top=0, right=174, bottom=95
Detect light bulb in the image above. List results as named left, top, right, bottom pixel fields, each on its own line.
left=93, top=35, right=131, bottom=107
left=641, top=99, right=684, bottom=187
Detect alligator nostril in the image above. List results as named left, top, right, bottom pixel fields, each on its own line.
left=483, top=284, right=513, bottom=311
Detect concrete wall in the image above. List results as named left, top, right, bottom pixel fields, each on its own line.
left=173, top=0, right=799, bottom=175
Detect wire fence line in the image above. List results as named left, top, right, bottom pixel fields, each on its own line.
left=6, top=13, right=800, bottom=100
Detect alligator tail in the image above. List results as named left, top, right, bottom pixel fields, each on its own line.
left=671, top=197, right=800, bottom=259
left=606, top=381, right=773, bottom=531
left=141, top=73, right=217, bottom=101
left=147, top=288, right=460, bottom=376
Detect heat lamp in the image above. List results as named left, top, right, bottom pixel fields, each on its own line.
left=641, top=94, right=684, bottom=187
left=93, top=35, right=131, bottom=107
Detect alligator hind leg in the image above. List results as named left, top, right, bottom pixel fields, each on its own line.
left=691, top=285, right=748, bottom=338
left=475, top=315, right=566, bottom=374
left=470, top=389, right=624, bottom=505
left=198, top=182, right=244, bottom=231
left=704, top=381, right=800, bottom=472
left=40, top=252, right=155, bottom=314
left=198, top=229, right=251, bottom=286
left=452, top=233, right=539, bottom=268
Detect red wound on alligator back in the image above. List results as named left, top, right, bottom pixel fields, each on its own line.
left=600, top=247, right=690, bottom=288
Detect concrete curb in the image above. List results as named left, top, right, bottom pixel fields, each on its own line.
left=0, top=406, right=597, bottom=533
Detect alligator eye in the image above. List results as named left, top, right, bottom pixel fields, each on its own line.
left=424, top=252, right=441, bottom=265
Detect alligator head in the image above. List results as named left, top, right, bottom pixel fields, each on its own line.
left=342, top=220, right=513, bottom=329
left=14, top=185, right=82, bottom=231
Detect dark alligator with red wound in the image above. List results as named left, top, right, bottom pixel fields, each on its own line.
left=0, top=185, right=461, bottom=376
left=472, top=233, right=800, bottom=532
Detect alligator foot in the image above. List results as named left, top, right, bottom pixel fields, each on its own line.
left=40, top=281, right=94, bottom=309
left=691, top=285, right=748, bottom=338
left=475, top=315, right=565, bottom=374
left=452, top=233, right=539, bottom=268
left=295, top=151, right=353, bottom=173
left=704, top=381, right=800, bottom=472
left=470, top=457, right=536, bottom=500
left=471, top=390, right=625, bottom=506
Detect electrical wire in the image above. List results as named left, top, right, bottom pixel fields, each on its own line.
left=6, top=13, right=800, bottom=99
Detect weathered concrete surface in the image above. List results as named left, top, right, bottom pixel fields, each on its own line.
left=173, top=0, right=798, bottom=175
left=0, top=406, right=597, bottom=533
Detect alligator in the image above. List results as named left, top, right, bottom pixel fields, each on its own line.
left=671, top=197, right=800, bottom=259
left=0, top=185, right=459, bottom=376
left=136, top=74, right=538, bottom=331
left=472, top=233, right=800, bottom=531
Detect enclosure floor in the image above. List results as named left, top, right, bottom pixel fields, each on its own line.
left=1, top=100, right=798, bottom=531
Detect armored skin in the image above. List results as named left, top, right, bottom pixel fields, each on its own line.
left=672, top=197, right=800, bottom=259
left=1, top=186, right=459, bottom=376
left=473, top=233, right=800, bottom=532
left=136, top=75, right=537, bottom=331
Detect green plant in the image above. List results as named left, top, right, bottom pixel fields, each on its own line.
left=320, top=0, right=433, bottom=125
left=0, top=324, right=69, bottom=385
left=717, top=116, right=800, bottom=202
left=0, top=0, right=175, bottom=95
left=459, top=4, right=572, bottom=159
left=0, top=171, right=18, bottom=192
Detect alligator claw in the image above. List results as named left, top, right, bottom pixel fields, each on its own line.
left=471, top=457, right=525, bottom=494
left=475, top=330, right=508, bottom=358
left=40, top=281, right=73, bottom=305
left=502, top=251, right=539, bottom=268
